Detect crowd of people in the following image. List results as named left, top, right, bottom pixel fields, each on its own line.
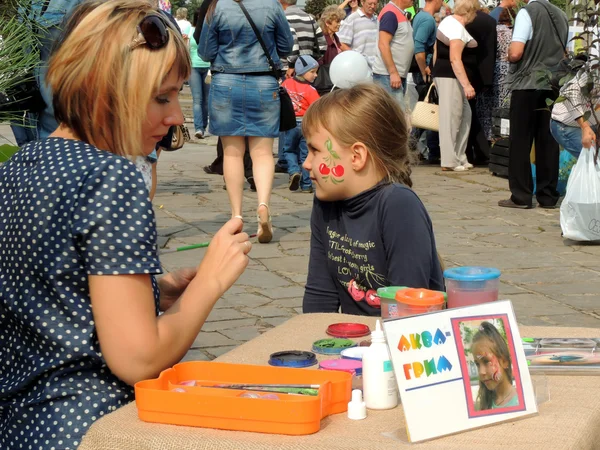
left=0, top=0, right=594, bottom=447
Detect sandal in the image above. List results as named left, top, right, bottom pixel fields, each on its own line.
left=256, top=203, right=273, bottom=244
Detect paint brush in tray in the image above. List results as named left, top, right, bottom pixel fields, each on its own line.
left=203, top=383, right=321, bottom=396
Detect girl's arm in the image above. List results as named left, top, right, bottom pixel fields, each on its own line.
left=89, top=218, right=250, bottom=386
left=380, top=187, right=443, bottom=291
left=449, top=39, right=475, bottom=99
left=303, top=201, right=340, bottom=313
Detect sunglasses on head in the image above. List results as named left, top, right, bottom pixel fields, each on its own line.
left=130, top=14, right=171, bottom=50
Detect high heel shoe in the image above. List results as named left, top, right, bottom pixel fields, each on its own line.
left=256, top=203, right=273, bottom=244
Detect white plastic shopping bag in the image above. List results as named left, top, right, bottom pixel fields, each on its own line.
left=560, top=147, right=600, bottom=241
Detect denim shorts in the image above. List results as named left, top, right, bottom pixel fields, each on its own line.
left=208, top=73, right=280, bottom=138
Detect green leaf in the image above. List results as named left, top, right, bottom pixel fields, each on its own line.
left=0, top=144, right=20, bottom=163
left=584, top=111, right=592, bottom=121
left=555, top=95, right=567, bottom=103
left=545, top=98, right=555, bottom=107
left=325, top=138, right=341, bottom=160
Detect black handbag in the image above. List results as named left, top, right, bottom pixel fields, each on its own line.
left=0, top=0, right=50, bottom=114
left=313, top=63, right=333, bottom=97
left=237, top=0, right=296, bottom=132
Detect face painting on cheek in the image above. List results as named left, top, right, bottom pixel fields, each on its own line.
left=476, top=352, right=502, bottom=382
left=319, top=138, right=345, bottom=184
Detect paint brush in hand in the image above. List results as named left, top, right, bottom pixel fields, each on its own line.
left=160, top=234, right=257, bottom=255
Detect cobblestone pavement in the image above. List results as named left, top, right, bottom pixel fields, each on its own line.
left=2, top=123, right=599, bottom=363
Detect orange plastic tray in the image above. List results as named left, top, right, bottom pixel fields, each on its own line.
left=135, top=361, right=352, bottom=435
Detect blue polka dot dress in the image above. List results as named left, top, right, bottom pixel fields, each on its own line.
left=0, top=138, right=162, bottom=449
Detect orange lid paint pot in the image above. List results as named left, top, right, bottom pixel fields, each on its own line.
left=393, top=288, right=445, bottom=317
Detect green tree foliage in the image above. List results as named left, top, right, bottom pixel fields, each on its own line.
left=548, top=0, right=567, bottom=12
left=0, top=0, right=43, bottom=124
left=305, top=0, right=339, bottom=19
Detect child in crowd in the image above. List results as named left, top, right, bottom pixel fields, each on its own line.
left=472, top=322, right=519, bottom=410
left=302, top=84, right=444, bottom=315
left=281, top=55, right=321, bottom=193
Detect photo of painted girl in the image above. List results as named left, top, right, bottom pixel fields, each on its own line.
left=459, top=319, right=520, bottom=412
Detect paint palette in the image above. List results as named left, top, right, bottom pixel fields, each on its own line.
left=135, top=361, right=352, bottom=435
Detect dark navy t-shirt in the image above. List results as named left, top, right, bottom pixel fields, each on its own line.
left=303, top=182, right=444, bottom=316
left=0, top=138, right=162, bottom=449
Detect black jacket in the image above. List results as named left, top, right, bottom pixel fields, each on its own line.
left=465, top=11, right=497, bottom=91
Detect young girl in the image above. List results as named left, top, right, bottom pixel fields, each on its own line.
left=472, top=322, right=519, bottom=410
left=0, top=2, right=251, bottom=448
left=302, top=84, right=444, bottom=316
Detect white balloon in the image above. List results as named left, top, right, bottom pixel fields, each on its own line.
left=329, top=51, right=372, bottom=89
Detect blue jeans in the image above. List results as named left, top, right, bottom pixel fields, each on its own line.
left=281, top=122, right=311, bottom=189
left=277, top=134, right=287, bottom=168
left=10, top=113, right=37, bottom=146
left=36, top=25, right=62, bottom=139
left=373, top=73, right=407, bottom=109
left=189, top=67, right=210, bottom=133
left=550, top=119, right=596, bottom=159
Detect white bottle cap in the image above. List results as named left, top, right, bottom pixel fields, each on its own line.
left=371, top=319, right=385, bottom=344
left=347, top=389, right=367, bottom=420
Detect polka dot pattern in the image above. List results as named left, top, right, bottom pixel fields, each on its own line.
left=0, top=138, right=162, bottom=449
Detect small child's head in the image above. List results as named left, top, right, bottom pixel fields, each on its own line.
left=295, top=56, right=319, bottom=83
left=471, top=322, right=513, bottom=409
left=301, top=83, right=412, bottom=201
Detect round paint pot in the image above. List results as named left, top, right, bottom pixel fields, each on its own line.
left=340, top=346, right=370, bottom=361
left=312, top=338, right=357, bottom=355
left=268, top=350, right=318, bottom=368
left=319, top=358, right=363, bottom=376
left=326, top=323, right=371, bottom=339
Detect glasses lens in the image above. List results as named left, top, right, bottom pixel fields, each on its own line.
left=139, top=15, right=169, bottom=49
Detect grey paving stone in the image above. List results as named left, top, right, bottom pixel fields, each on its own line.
left=219, top=326, right=261, bottom=341
left=192, top=331, right=239, bottom=348
left=259, top=256, right=308, bottom=273
left=201, top=318, right=258, bottom=332
left=242, top=305, right=291, bottom=318
left=261, top=317, right=292, bottom=328
left=205, top=308, right=248, bottom=322
left=215, top=293, right=272, bottom=309
left=203, top=346, right=238, bottom=359
left=259, top=286, right=306, bottom=299
left=180, top=349, right=211, bottom=362
left=279, top=241, right=311, bottom=250
left=234, top=268, right=291, bottom=288
left=270, top=297, right=303, bottom=308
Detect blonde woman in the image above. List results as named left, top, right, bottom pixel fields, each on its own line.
left=0, top=1, right=251, bottom=448
left=175, top=7, right=192, bottom=40
left=319, top=5, right=346, bottom=66
left=432, top=0, right=479, bottom=171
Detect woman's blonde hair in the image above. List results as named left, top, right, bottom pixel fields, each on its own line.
left=47, top=0, right=191, bottom=157
left=176, top=7, right=188, bottom=20
left=319, top=6, right=346, bottom=33
left=302, top=83, right=414, bottom=187
left=453, top=0, right=480, bottom=23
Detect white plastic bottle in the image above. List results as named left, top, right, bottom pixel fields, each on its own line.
left=362, top=320, right=399, bottom=410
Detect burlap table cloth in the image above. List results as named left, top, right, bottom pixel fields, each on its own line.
left=79, top=313, right=600, bottom=450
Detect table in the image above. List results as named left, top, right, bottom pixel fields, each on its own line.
left=79, top=314, right=600, bottom=450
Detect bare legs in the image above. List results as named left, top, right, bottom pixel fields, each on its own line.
left=222, top=136, right=274, bottom=242
left=222, top=136, right=246, bottom=218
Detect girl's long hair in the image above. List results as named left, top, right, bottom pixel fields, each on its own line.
left=473, top=321, right=513, bottom=410
left=302, top=83, right=414, bottom=187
